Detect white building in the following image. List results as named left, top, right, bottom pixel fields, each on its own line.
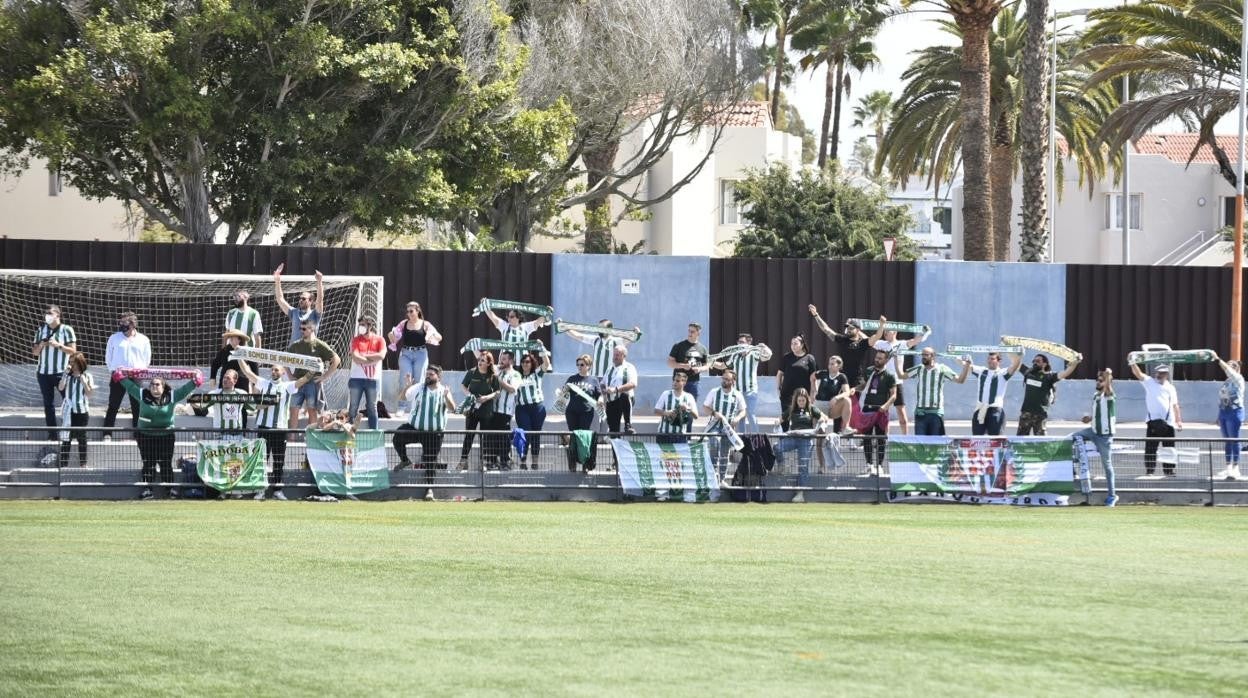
left=530, top=101, right=802, bottom=256
left=951, top=132, right=1242, bottom=265
left=886, top=183, right=954, bottom=258
left=0, top=158, right=135, bottom=242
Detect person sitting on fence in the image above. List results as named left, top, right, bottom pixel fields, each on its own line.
left=57, top=352, right=93, bottom=468
left=120, top=372, right=201, bottom=500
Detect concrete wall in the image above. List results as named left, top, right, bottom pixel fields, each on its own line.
left=550, top=255, right=709, bottom=374
left=0, top=158, right=135, bottom=242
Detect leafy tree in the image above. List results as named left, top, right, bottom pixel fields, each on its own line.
left=731, top=162, right=918, bottom=259
left=0, top=0, right=571, bottom=245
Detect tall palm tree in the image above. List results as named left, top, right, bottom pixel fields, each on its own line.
left=755, top=0, right=804, bottom=126
left=1018, top=0, right=1050, bottom=262
left=1080, top=0, right=1243, bottom=191
left=791, top=0, right=886, bottom=168
left=881, top=8, right=1118, bottom=259
left=853, top=89, right=894, bottom=144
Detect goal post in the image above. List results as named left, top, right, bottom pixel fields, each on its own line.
left=0, top=269, right=384, bottom=411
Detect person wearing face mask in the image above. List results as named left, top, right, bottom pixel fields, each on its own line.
left=272, top=264, right=324, bottom=345
left=104, top=311, right=150, bottom=436
left=224, top=289, right=263, bottom=348
left=237, top=360, right=310, bottom=500
left=120, top=372, right=202, bottom=499
left=347, top=317, right=386, bottom=430
left=32, top=305, right=77, bottom=439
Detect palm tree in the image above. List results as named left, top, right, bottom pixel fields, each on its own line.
left=1018, top=0, right=1050, bottom=262
left=1080, top=0, right=1243, bottom=191
left=853, top=89, right=894, bottom=145
left=881, top=8, right=1118, bottom=259
left=754, top=0, right=804, bottom=126
left=791, top=0, right=886, bottom=168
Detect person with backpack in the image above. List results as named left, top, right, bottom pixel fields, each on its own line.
left=1016, top=353, right=1081, bottom=436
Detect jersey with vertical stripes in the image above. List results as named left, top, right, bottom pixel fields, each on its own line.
left=971, top=367, right=1012, bottom=407
left=225, top=307, right=263, bottom=344
left=208, top=389, right=247, bottom=430
left=33, top=323, right=76, bottom=374
left=905, top=363, right=958, bottom=415
left=516, top=369, right=546, bottom=406
left=603, top=361, right=637, bottom=397
left=405, top=383, right=451, bottom=430
left=494, top=319, right=540, bottom=363
left=62, top=372, right=93, bottom=413
left=495, top=367, right=521, bottom=416
left=655, top=390, right=698, bottom=433
left=576, top=334, right=620, bottom=378
left=1091, top=393, right=1116, bottom=436
left=254, top=378, right=296, bottom=429
left=703, top=386, right=746, bottom=422
left=726, top=344, right=773, bottom=394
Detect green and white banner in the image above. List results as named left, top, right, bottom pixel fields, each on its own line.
left=197, top=439, right=268, bottom=492
left=611, top=439, right=719, bottom=502
left=887, top=436, right=1074, bottom=506
left=306, top=429, right=390, bottom=496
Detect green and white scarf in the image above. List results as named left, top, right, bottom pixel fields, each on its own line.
left=472, top=298, right=554, bottom=320
left=1000, top=336, right=1081, bottom=363
left=852, top=318, right=931, bottom=335
left=554, top=320, right=643, bottom=342
left=460, top=338, right=548, bottom=355
left=1127, top=349, right=1216, bottom=365
left=947, top=344, right=1024, bottom=355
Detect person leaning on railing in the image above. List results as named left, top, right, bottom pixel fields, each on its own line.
left=1214, top=353, right=1245, bottom=481
left=119, top=371, right=202, bottom=500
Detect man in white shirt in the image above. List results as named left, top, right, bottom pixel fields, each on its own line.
left=492, top=351, right=523, bottom=469
left=238, top=361, right=307, bottom=500
left=1130, top=362, right=1183, bottom=477
left=603, top=345, right=638, bottom=434
left=969, top=351, right=1023, bottom=435
left=207, top=369, right=249, bottom=439
left=702, top=369, right=747, bottom=477
left=104, top=311, right=151, bottom=432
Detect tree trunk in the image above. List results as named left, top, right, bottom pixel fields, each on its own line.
left=180, top=137, right=216, bottom=243
left=1019, top=0, right=1050, bottom=262
left=582, top=140, right=620, bottom=254
left=953, top=7, right=999, bottom=262
left=818, top=61, right=835, bottom=169
left=486, top=183, right=533, bottom=250
left=771, top=15, right=788, bottom=126
left=991, top=110, right=1015, bottom=261
left=829, top=58, right=846, bottom=164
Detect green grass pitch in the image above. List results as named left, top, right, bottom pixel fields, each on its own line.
left=1, top=501, right=1246, bottom=696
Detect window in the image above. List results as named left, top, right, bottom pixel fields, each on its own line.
left=932, top=206, right=952, bottom=236
left=720, top=180, right=741, bottom=225
left=1104, top=193, right=1141, bottom=230
left=48, top=170, right=62, bottom=197
left=1222, top=196, right=1247, bottom=228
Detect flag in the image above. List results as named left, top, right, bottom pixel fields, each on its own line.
left=611, top=439, right=718, bottom=502
left=306, top=429, right=390, bottom=496
left=888, top=436, right=1074, bottom=506
left=197, top=439, right=267, bottom=492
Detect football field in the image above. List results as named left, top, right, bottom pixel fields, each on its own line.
left=1, top=501, right=1245, bottom=696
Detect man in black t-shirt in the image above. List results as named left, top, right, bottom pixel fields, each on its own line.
left=809, top=305, right=871, bottom=384
left=668, top=322, right=710, bottom=400
left=1017, top=353, right=1081, bottom=435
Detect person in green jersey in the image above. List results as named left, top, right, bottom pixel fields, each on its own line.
left=224, top=289, right=264, bottom=348
left=33, top=304, right=77, bottom=439
left=120, top=372, right=202, bottom=499
left=1071, top=369, right=1118, bottom=507
left=395, top=365, right=458, bottom=500
left=905, top=348, right=972, bottom=436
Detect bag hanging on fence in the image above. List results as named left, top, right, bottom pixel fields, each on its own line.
left=179, top=456, right=205, bottom=499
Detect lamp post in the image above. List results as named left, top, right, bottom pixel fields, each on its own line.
left=1233, top=0, right=1246, bottom=360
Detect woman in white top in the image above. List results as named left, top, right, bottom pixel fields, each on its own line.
left=1215, top=354, right=1245, bottom=480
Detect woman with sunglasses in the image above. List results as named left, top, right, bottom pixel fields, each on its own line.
left=390, top=301, right=442, bottom=414
left=458, top=351, right=507, bottom=470
left=563, top=353, right=604, bottom=432
left=515, top=348, right=553, bottom=469
left=1072, top=369, right=1118, bottom=506
left=481, top=299, right=550, bottom=364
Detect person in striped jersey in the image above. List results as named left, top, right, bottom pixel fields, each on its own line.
left=225, top=289, right=264, bottom=347
left=1072, top=369, right=1118, bottom=507
left=717, top=333, right=772, bottom=433
left=33, top=305, right=77, bottom=439
left=564, top=320, right=639, bottom=377
left=969, top=351, right=1022, bottom=436
left=238, top=361, right=309, bottom=500
left=654, top=373, right=698, bottom=443
left=481, top=300, right=550, bottom=364
left=57, top=352, right=94, bottom=468
left=514, top=349, right=552, bottom=469
left=905, top=348, right=971, bottom=436
left=206, top=369, right=249, bottom=440
left=492, top=351, right=523, bottom=470
left=702, top=369, right=746, bottom=476
left=394, top=365, right=458, bottom=500
left=603, top=345, right=638, bottom=434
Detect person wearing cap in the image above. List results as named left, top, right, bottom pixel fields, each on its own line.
left=210, top=329, right=256, bottom=394
left=285, top=319, right=341, bottom=430
left=808, top=305, right=871, bottom=386
left=563, top=319, right=639, bottom=379
left=1129, top=360, right=1182, bottom=478
left=668, top=322, right=709, bottom=400
left=1017, top=352, right=1081, bottom=436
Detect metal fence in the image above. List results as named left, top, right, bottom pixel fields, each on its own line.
left=2, top=427, right=1246, bottom=504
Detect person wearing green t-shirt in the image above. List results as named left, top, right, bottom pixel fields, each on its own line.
left=120, top=372, right=201, bottom=499
left=285, top=319, right=341, bottom=430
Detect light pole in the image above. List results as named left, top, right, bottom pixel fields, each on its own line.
left=1233, top=0, right=1246, bottom=360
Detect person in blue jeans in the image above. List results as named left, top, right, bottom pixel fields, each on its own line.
left=1215, top=355, right=1244, bottom=480
left=772, top=389, right=827, bottom=497
left=389, top=301, right=442, bottom=414
left=1072, top=369, right=1118, bottom=506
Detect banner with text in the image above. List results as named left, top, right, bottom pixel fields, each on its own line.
left=197, top=439, right=268, bottom=492
left=887, top=436, right=1074, bottom=506
left=306, top=429, right=390, bottom=496
left=611, top=439, right=719, bottom=502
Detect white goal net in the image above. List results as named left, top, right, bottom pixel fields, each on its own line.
left=0, top=270, right=383, bottom=411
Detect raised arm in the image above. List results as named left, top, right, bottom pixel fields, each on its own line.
left=273, top=264, right=293, bottom=314
left=954, top=359, right=973, bottom=384
left=867, top=315, right=887, bottom=345
left=808, top=305, right=839, bottom=339
left=236, top=359, right=261, bottom=386
left=1056, top=355, right=1083, bottom=381
left=905, top=326, right=931, bottom=349
left=1006, top=351, right=1023, bottom=377
left=314, top=270, right=325, bottom=315
left=1129, top=360, right=1147, bottom=381
left=482, top=299, right=502, bottom=327
left=1215, top=353, right=1240, bottom=378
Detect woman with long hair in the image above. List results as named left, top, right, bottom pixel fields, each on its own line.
left=459, top=351, right=502, bottom=470
left=1072, top=369, right=1118, bottom=506
left=1215, top=355, right=1244, bottom=480
left=772, top=388, right=826, bottom=494
left=57, top=352, right=94, bottom=467
left=776, top=334, right=817, bottom=415
left=120, top=372, right=201, bottom=499
left=390, top=301, right=442, bottom=413
left=515, top=350, right=552, bottom=469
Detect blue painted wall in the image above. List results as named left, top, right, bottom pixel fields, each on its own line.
left=550, top=255, right=710, bottom=374
left=915, top=261, right=1068, bottom=362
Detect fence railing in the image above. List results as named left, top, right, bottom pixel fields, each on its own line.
left=2, top=427, right=1246, bottom=503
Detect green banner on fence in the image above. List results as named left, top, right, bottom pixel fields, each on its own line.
left=197, top=439, right=268, bottom=492
left=888, top=436, right=1074, bottom=506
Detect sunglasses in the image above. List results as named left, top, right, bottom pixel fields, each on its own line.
left=576, top=361, right=589, bottom=366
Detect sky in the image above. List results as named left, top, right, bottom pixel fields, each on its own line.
left=784, top=0, right=1159, bottom=164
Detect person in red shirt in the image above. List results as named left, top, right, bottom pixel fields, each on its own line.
left=348, top=317, right=387, bottom=429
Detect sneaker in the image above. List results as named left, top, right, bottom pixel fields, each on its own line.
left=272, top=490, right=288, bottom=501
left=792, top=491, right=806, bottom=503
left=254, top=490, right=266, bottom=501
left=139, top=488, right=153, bottom=500
left=1136, top=473, right=1163, bottom=480
left=1105, top=494, right=1119, bottom=507
left=103, top=435, right=112, bottom=442
left=424, top=488, right=435, bottom=501
left=394, top=460, right=410, bottom=472
left=1231, top=465, right=1244, bottom=481
left=1214, top=467, right=1234, bottom=481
